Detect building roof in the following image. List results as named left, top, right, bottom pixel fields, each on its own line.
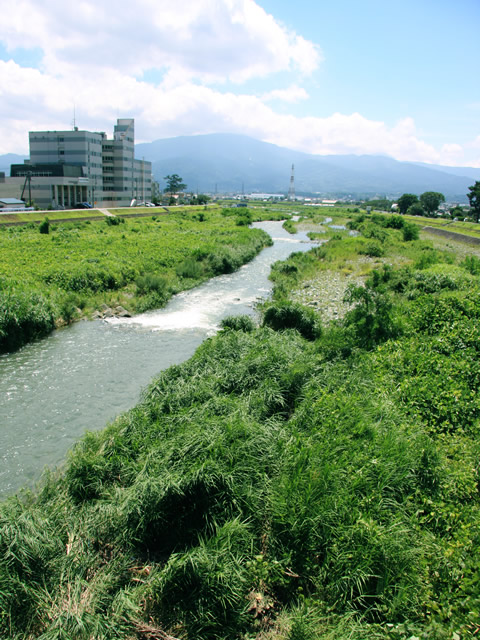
left=0, top=198, right=25, bottom=205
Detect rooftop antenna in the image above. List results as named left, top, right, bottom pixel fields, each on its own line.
left=72, top=104, right=78, bottom=131
left=288, top=164, right=295, bottom=201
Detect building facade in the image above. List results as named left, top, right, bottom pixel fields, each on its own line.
left=1, top=119, right=152, bottom=209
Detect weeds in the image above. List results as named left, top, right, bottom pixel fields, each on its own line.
left=2, top=207, right=480, bottom=638
left=0, top=211, right=271, bottom=353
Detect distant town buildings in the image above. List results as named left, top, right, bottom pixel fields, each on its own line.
left=0, top=119, right=152, bottom=209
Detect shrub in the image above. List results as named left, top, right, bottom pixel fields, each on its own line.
left=220, top=315, right=255, bottom=332
left=105, top=215, right=124, bottom=225
left=39, top=217, right=50, bottom=234
left=0, top=287, right=56, bottom=352
left=385, top=215, right=405, bottom=229
left=263, top=302, right=322, bottom=340
left=343, top=283, right=399, bottom=349
left=283, top=219, right=297, bottom=234
left=360, top=241, right=384, bottom=257
left=407, top=202, right=425, bottom=216
left=461, top=254, right=480, bottom=275
left=208, top=250, right=240, bottom=275
left=235, top=211, right=253, bottom=226
left=402, top=222, right=419, bottom=241
left=135, top=272, right=169, bottom=296
left=176, top=258, right=204, bottom=279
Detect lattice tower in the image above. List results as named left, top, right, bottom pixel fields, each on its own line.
left=288, top=164, right=295, bottom=200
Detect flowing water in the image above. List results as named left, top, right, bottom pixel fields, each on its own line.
left=0, top=222, right=315, bottom=497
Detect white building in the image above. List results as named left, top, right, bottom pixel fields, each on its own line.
left=2, top=119, right=152, bottom=209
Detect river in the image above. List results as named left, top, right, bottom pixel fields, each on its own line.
left=0, top=221, right=314, bottom=497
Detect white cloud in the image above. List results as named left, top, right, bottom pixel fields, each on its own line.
left=0, top=0, right=321, bottom=82
left=0, top=0, right=477, bottom=167
left=1, top=63, right=478, bottom=168
left=262, top=85, right=309, bottom=103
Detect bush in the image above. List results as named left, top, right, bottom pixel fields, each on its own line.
left=208, top=250, right=241, bottom=275
left=461, top=254, right=480, bottom=275
left=235, top=211, right=253, bottom=226
left=402, top=222, right=419, bottom=241
left=39, top=217, right=50, bottom=234
left=360, top=241, right=384, bottom=257
left=263, top=302, right=321, bottom=340
left=283, top=219, right=297, bottom=234
left=105, top=215, right=124, bottom=226
left=385, top=215, right=405, bottom=229
left=407, top=202, right=425, bottom=216
left=220, top=315, right=255, bottom=332
left=343, top=283, right=399, bottom=349
left=0, top=287, right=56, bottom=353
left=176, top=258, right=204, bottom=279
left=135, top=272, right=169, bottom=296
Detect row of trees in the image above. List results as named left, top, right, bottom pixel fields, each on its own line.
left=397, top=191, right=446, bottom=216
left=396, top=181, right=480, bottom=222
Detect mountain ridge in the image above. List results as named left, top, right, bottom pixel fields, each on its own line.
left=1, top=135, right=479, bottom=200
left=135, top=133, right=479, bottom=200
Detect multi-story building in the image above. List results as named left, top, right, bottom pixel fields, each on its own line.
left=1, top=118, right=152, bottom=209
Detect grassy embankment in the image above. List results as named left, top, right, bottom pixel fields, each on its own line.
left=1, top=209, right=480, bottom=639
left=0, top=207, right=274, bottom=353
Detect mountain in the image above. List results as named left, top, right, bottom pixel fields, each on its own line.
left=136, top=133, right=479, bottom=201
left=2, top=136, right=478, bottom=200
left=409, top=162, right=480, bottom=181
left=0, top=153, right=28, bottom=175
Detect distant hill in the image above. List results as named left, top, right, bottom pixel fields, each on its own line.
left=2, top=137, right=479, bottom=201
left=135, top=133, right=479, bottom=201
left=0, top=153, right=27, bottom=175
left=409, top=161, right=480, bottom=181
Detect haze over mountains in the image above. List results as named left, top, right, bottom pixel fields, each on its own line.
left=2, top=134, right=479, bottom=201
left=136, top=134, right=478, bottom=201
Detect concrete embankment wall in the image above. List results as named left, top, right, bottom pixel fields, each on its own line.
left=423, top=226, right=480, bottom=245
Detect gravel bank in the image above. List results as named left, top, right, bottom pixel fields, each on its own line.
left=290, top=270, right=364, bottom=323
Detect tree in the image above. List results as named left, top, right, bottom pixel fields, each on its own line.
left=467, top=181, right=480, bottom=223
left=419, top=191, right=445, bottom=217
left=197, top=194, right=210, bottom=205
left=449, top=205, right=464, bottom=219
left=397, top=193, right=419, bottom=215
left=163, top=174, right=186, bottom=195
left=407, top=202, right=424, bottom=217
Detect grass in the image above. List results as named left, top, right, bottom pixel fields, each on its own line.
left=1, top=208, right=480, bottom=638
left=0, top=209, right=105, bottom=223
left=0, top=207, right=271, bottom=353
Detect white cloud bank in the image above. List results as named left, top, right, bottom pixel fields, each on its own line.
left=0, top=0, right=478, bottom=167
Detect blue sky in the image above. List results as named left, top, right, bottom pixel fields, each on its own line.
left=0, top=0, right=479, bottom=166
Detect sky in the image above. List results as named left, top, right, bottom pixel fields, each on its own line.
left=0, top=0, right=479, bottom=166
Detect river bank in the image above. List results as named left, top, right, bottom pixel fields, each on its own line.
left=0, top=220, right=314, bottom=497
left=1, top=210, right=480, bottom=639
left=0, top=208, right=274, bottom=353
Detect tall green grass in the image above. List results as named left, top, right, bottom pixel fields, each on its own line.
left=0, top=210, right=272, bottom=353
left=1, top=211, right=480, bottom=638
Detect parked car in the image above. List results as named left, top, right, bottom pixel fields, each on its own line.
left=74, top=202, right=93, bottom=209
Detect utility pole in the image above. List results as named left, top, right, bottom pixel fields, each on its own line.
left=288, top=164, right=295, bottom=201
